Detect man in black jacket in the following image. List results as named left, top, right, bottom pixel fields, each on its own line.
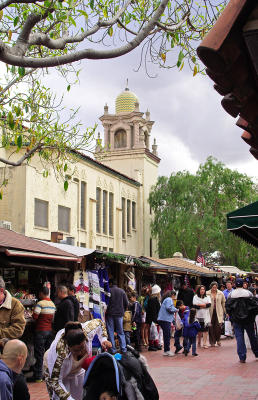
left=226, top=278, right=258, bottom=363
left=177, top=283, right=194, bottom=307
left=67, top=284, right=80, bottom=321
left=53, top=286, right=74, bottom=333
left=106, top=279, right=128, bottom=353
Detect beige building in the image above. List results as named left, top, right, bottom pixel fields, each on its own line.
left=0, top=86, right=160, bottom=257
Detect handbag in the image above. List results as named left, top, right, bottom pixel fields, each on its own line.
left=175, top=312, right=183, bottom=330
left=149, top=322, right=158, bottom=340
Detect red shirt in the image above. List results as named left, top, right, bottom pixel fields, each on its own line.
left=81, top=356, right=95, bottom=370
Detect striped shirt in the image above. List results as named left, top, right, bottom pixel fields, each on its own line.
left=33, top=297, right=56, bottom=331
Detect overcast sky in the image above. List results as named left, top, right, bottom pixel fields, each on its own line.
left=45, top=48, right=257, bottom=181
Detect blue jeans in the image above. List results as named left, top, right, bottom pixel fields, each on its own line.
left=106, top=316, right=127, bottom=353
left=124, top=331, right=131, bottom=345
left=185, top=337, right=197, bottom=355
left=174, top=328, right=187, bottom=350
left=158, top=321, right=171, bottom=352
left=34, top=331, right=54, bottom=379
left=233, top=322, right=258, bottom=361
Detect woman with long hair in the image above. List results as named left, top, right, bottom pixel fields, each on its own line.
left=193, top=285, right=211, bottom=348
left=138, top=286, right=150, bottom=348
left=206, top=282, right=226, bottom=347
left=157, top=290, right=177, bottom=357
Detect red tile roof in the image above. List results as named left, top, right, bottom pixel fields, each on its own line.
left=197, top=0, right=258, bottom=159
left=0, top=228, right=76, bottom=258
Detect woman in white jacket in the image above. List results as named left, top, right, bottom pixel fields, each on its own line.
left=193, top=286, right=211, bottom=349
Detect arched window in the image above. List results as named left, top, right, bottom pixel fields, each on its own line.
left=114, top=129, right=127, bottom=148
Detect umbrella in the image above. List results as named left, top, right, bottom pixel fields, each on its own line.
left=227, top=201, right=258, bottom=247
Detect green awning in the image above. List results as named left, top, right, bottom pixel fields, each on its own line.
left=227, top=201, right=258, bottom=247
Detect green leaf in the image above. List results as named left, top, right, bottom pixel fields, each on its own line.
left=0, top=10, right=3, bottom=21
left=17, top=135, right=22, bottom=149
left=14, top=16, right=19, bottom=27
left=18, top=66, right=25, bottom=77
left=67, top=84, right=71, bottom=92
left=30, top=114, right=37, bottom=122
left=64, top=163, right=68, bottom=172
left=70, top=16, right=76, bottom=27
left=108, top=26, right=113, bottom=37
left=7, top=111, right=14, bottom=129
left=0, top=191, right=2, bottom=200
left=90, top=0, right=94, bottom=10
left=64, top=180, right=68, bottom=191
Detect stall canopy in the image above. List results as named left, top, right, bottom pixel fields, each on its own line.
left=227, top=201, right=258, bottom=247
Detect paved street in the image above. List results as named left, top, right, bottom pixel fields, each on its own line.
left=28, top=338, right=258, bottom=400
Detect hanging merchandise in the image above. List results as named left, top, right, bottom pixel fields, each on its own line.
left=124, top=269, right=136, bottom=291
left=88, top=269, right=101, bottom=319
left=74, top=270, right=89, bottom=310
left=184, top=275, right=190, bottom=287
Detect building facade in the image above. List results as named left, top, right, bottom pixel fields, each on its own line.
left=0, top=87, right=160, bottom=257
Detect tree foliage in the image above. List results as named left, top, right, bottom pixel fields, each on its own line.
left=0, top=0, right=227, bottom=72
left=0, top=66, right=96, bottom=191
left=149, top=157, right=258, bottom=270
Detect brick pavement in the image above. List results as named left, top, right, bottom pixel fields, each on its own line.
left=28, top=338, right=258, bottom=400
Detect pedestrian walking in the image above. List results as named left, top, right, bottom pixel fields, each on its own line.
left=226, top=278, right=258, bottom=363
left=193, top=285, right=211, bottom=348
left=32, top=286, right=56, bottom=382
left=223, top=280, right=234, bottom=300
left=157, top=290, right=177, bottom=357
left=182, top=308, right=201, bottom=356
left=174, top=300, right=188, bottom=354
left=206, top=282, right=226, bottom=347
left=0, top=339, right=28, bottom=400
left=0, top=276, right=26, bottom=339
left=52, top=286, right=75, bottom=333
left=105, top=279, right=128, bottom=354
left=128, top=292, right=142, bottom=352
left=145, top=285, right=161, bottom=351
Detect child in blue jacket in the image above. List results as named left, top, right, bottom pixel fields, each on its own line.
left=128, top=292, right=142, bottom=352
left=182, top=308, right=201, bottom=356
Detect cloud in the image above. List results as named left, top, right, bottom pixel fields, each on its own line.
left=44, top=49, right=257, bottom=179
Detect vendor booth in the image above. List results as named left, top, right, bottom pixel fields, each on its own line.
left=227, top=201, right=258, bottom=247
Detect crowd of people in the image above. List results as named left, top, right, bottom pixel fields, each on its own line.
left=0, top=274, right=257, bottom=400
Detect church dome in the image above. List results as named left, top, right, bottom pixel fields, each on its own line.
left=115, top=87, right=139, bottom=114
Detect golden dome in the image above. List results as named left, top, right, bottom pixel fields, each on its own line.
left=115, top=87, right=139, bottom=114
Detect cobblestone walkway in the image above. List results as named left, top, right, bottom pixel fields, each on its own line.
left=28, top=337, right=258, bottom=400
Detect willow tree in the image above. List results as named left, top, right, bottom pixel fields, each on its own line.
left=149, top=157, right=257, bottom=269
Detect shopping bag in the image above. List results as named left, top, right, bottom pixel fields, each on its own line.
left=224, top=320, right=233, bottom=337
left=175, top=312, right=183, bottom=331
left=149, top=322, right=158, bottom=340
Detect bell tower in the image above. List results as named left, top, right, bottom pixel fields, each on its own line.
left=95, top=85, right=160, bottom=257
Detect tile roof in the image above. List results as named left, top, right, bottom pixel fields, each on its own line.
left=141, top=256, right=218, bottom=276
left=0, top=228, right=77, bottom=258
left=197, top=0, right=258, bottom=159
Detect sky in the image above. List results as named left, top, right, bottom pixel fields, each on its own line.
left=45, top=48, right=257, bottom=180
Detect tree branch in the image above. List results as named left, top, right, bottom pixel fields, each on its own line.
left=0, top=143, right=42, bottom=166
left=156, top=12, right=190, bottom=33
left=0, top=0, right=45, bottom=11
left=0, top=0, right=169, bottom=68
left=0, top=68, right=36, bottom=97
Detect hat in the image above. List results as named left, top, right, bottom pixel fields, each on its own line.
left=151, top=284, right=161, bottom=295
left=235, top=278, right=244, bottom=287
left=124, top=270, right=135, bottom=281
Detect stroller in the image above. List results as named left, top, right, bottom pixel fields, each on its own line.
left=83, top=346, right=159, bottom=400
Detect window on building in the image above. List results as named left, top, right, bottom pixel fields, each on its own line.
left=96, top=245, right=101, bottom=250
left=96, top=187, right=101, bottom=233
left=58, top=205, right=70, bottom=232
left=114, top=129, right=127, bottom=148
left=150, top=238, right=153, bottom=257
left=127, top=200, right=131, bottom=234
left=122, top=197, right=126, bottom=239
left=34, top=199, right=48, bottom=228
left=80, top=181, right=86, bottom=229
left=109, top=248, right=113, bottom=252
left=132, top=201, right=136, bottom=229
left=80, top=242, right=86, bottom=248
left=130, top=125, right=134, bottom=148
left=109, top=192, right=114, bottom=236
left=103, top=190, right=107, bottom=234
left=102, top=246, right=107, bottom=252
